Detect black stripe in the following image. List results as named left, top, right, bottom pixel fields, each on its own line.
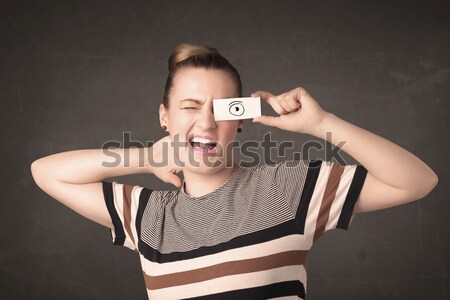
left=102, top=181, right=126, bottom=246
left=337, top=164, right=368, bottom=230
left=136, top=187, right=152, bottom=241
left=137, top=218, right=304, bottom=263
left=295, top=160, right=322, bottom=233
left=185, top=280, right=305, bottom=300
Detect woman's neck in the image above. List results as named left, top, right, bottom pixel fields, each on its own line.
left=182, top=163, right=238, bottom=198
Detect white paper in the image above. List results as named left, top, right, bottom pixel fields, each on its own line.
left=213, top=97, right=261, bottom=121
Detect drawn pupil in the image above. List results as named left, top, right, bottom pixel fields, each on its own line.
left=229, top=102, right=245, bottom=116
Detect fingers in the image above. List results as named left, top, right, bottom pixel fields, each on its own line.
left=166, top=173, right=182, bottom=188
left=252, top=115, right=282, bottom=128
left=252, top=90, right=289, bottom=115
left=277, top=91, right=302, bottom=113
left=251, top=87, right=309, bottom=131
left=281, top=95, right=301, bottom=111
left=253, top=89, right=303, bottom=115
left=157, top=171, right=182, bottom=188
left=251, top=90, right=273, bottom=100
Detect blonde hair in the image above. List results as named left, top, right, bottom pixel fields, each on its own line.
left=163, top=43, right=242, bottom=107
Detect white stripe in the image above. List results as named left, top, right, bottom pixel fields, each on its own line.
left=111, top=182, right=137, bottom=250
left=326, top=165, right=357, bottom=231
left=130, top=185, right=143, bottom=247
left=304, top=161, right=330, bottom=240
left=140, top=234, right=309, bottom=276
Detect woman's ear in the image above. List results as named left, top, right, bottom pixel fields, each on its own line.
left=159, top=103, right=168, bottom=128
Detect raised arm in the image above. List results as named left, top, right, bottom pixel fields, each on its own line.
left=251, top=88, right=439, bottom=214
left=30, top=136, right=182, bottom=228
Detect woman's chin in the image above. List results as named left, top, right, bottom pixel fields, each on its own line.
left=184, top=160, right=224, bottom=174
left=178, top=147, right=234, bottom=175
left=183, top=157, right=233, bottom=175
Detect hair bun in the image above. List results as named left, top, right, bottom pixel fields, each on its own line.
left=169, top=43, right=218, bottom=71
left=162, top=43, right=242, bottom=107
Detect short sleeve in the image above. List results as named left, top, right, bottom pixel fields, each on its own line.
left=274, top=159, right=367, bottom=241
left=102, top=181, right=152, bottom=251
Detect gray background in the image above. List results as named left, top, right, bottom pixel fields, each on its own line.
left=1, top=0, right=449, bottom=299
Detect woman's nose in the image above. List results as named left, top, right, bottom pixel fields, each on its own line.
left=195, top=107, right=217, bottom=130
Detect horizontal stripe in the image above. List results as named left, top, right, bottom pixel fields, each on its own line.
left=145, top=250, right=308, bottom=290
left=146, top=265, right=306, bottom=299
left=102, top=160, right=368, bottom=300
left=140, top=234, right=309, bottom=276
left=187, top=280, right=305, bottom=300
left=141, top=171, right=294, bottom=254
left=137, top=218, right=304, bottom=263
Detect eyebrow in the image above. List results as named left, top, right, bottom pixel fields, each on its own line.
left=228, top=100, right=243, bottom=106
left=179, top=99, right=204, bottom=104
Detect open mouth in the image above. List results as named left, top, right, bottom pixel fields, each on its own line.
left=189, top=136, right=218, bottom=153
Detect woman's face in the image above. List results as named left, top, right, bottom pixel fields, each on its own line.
left=159, top=67, right=242, bottom=174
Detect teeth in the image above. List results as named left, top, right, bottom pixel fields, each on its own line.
left=190, top=137, right=217, bottom=144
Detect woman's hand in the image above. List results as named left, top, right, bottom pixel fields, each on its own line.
left=149, top=135, right=183, bottom=188
left=251, top=87, right=329, bottom=135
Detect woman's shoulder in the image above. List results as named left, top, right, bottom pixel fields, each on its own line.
left=143, top=188, right=180, bottom=206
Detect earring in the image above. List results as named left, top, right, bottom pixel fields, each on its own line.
left=237, top=127, right=242, bottom=133
left=161, top=125, right=167, bottom=131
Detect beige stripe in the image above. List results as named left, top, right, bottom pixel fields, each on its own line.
left=144, top=250, right=308, bottom=290
left=325, top=165, right=356, bottom=231
left=301, top=166, right=326, bottom=243
left=122, top=184, right=135, bottom=246
left=313, top=163, right=344, bottom=242
left=141, top=234, right=309, bottom=276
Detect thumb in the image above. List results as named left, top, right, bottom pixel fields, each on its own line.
left=252, top=115, right=281, bottom=128
left=251, top=90, right=273, bottom=100
left=169, top=174, right=182, bottom=188
left=162, top=172, right=182, bottom=188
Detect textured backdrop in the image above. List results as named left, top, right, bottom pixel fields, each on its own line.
left=0, top=1, right=448, bottom=299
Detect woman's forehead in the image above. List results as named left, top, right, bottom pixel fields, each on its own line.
left=170, top=68, right=238, bottom=101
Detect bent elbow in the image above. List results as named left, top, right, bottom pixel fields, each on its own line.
left=427, top=172, right=439, bottom=193
left=414, top=172, right=439, bottom=201
left=31, top=159, right=50, bottom=188
left=31, top=160, right=42, bottom=187
left=30, top=160, right=40, bottom=181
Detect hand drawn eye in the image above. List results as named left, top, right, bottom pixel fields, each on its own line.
left=229, top=101, right=245, bottom=116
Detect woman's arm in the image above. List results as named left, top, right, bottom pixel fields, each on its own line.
left=252, top=88, right=438, bottom=214
left=312, top=112, right=438, bottom=213
left=32, top=147, right=153, bottom=184
left=31, top=136, right=182, bottom=228
left=31, top=147, right=154, bottom=228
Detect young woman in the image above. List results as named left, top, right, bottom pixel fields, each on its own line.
left=31, top=43, right=438, bottom=299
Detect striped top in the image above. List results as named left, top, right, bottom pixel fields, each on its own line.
left=102, top=159, right=367, bottom=299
